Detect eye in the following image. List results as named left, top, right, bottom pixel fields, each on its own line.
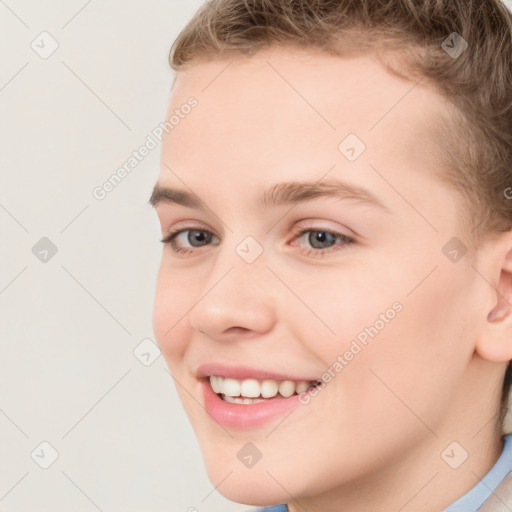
left=290, top=226, right=355, bottom=257
left=160, top=224, right=355, bottom=257
left=160, top=227, right=219, bottom=255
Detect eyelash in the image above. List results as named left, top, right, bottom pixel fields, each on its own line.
left=160, top=224, right=355, bottom=258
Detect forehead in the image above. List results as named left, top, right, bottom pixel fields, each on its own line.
left=159, top=46, right=451, bottom=202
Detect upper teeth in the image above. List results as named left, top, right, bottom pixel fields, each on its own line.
left=209, top=376, right=315, bottom=398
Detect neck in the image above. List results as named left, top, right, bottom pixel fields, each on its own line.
left=287, top=423, right=504, bottom=512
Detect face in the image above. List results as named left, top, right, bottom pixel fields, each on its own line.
left=150, top=46, right=489, bottom=506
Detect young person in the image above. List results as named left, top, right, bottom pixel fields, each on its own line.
left=149, top=1, right=512, bottom=510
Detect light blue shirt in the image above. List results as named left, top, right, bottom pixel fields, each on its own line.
left=444, top=433, right=512, bottom=511
left=252, top=433, right=512, bottom=512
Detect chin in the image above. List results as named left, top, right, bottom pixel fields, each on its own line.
left=200, top=453, right=291, bottom=506
left=211, top=481, right=286, bottom=509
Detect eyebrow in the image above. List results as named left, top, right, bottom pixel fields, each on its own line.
left=148, top=178, right=391, bottom=213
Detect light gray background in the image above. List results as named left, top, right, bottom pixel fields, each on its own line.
left=0, top=1, right=256, bottom=511
left=0, top=1, right=511, bottom=512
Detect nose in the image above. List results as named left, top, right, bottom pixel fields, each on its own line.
left=188, top=253, right=277, bottom=340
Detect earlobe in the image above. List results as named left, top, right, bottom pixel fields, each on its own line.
left=479, top=305, right=512, bottom=362
left=481, top=307, right=512, bottom=361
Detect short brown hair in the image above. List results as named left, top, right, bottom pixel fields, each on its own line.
left=168, top=0, right=512, bottom=429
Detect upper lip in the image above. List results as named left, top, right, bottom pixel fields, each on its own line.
left=195, top=362, right=318, bottom=382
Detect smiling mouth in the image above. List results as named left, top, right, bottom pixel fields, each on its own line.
left=209, top=375, right=321, bottom=404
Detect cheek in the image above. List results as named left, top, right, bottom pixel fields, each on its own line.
left=340, top=262, right=477, bottom=433
left=288, top=251, right=477, bottom=429
left=152, top=264, right=195, bottom=366
left=279, top=257, right=406, bottom=364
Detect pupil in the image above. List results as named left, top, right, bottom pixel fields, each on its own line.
left=310, top=231, right=334, bottom=248
left=189, top=230, right=210, bottom=246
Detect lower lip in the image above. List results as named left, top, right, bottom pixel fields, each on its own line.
left=201, top=378, right=303, bottom=429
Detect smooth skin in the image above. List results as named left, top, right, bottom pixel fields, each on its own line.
left=151, top=46, right=512, bottom=511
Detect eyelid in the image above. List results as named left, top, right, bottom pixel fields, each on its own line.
left=291, top=219, right=355, bottom=236
left=161, top=219, right=217, bottom=239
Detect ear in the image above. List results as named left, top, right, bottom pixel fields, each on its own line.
left=476, top=229, right=512, bottom=363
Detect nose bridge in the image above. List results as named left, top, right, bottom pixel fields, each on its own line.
left=209, top=232, right=271, bottom=299
left=188, top=236, right=276, bottom=336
